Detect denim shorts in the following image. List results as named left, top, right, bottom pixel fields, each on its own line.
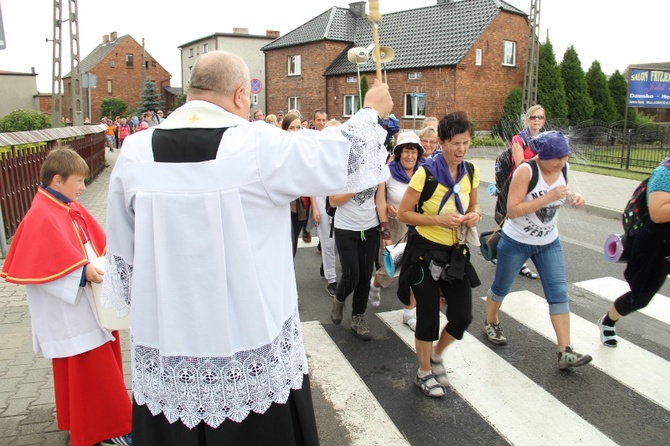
left=488, top=232, right=570, bottom=315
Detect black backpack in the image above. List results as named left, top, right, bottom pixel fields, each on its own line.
left=620, top=157, right=670, bottom=254
left=622, top=178, right=649, bottom=245
left=494, top=140, right=527, bottom=223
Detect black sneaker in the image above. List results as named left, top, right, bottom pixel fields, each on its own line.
left=558, top=346, right=592, bottom=369
left=326, top=282, right=337, bottom=297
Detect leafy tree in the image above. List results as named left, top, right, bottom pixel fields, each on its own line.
left=0, top=109, right=51, bottom=132
left=139, top=79, right=163, bottom=112
left=537, top=39, right=568, bottom=122
left=175, top=94, right=187, bottom=109
left=560, top=46, right=594, bottom=124
left=100, top=98, right=128, bottom=120
left=585, top=60, right=617, bottom=123
left=494, top=88, right=523, bottom=141
left=608, top=69, right=637, bottom=124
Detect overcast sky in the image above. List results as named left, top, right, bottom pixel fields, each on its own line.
left=0, top=0, right=664, bottom=92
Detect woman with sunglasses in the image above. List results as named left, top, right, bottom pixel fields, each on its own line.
left=494, top=105, right=547, bottom=280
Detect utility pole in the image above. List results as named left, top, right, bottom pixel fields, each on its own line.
left=521, top=0, right=541, bottom=115
left=50, top=0, right=84, bottom=127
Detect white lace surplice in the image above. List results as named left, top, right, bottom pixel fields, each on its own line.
left=101, top=103, right=388, bottom=428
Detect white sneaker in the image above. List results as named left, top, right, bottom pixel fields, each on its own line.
left=368, top=277, right=381, bottom=307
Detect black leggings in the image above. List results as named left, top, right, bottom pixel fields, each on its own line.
left=411, top=261, right=473, bottom=342
left=615, top=223, right=670, bottom=316
left=334, top=227, right=380, bottom=316
left=291, top=212, right=306, bottom=259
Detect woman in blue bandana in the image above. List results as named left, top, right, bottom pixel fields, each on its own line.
left=483, top=131, right=592, bottom=370
left=396, top=112, right=482, bottom=398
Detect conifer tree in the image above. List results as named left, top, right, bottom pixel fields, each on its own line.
left=560, top=46, right=594, bottom=124
left=139, top=79, right=163, bottom=112
left=608, top=69, right=636, bottom=123
left=537, top=39, right=568, bottom=123
left=585, top=60, right=617, bottom=123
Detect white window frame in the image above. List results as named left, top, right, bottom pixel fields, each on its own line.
left=408, top=71, right=422, bottom=80
left=107, top=80, right=113, bottom=94
left=404, top=93, right=426, bottom=118
left=189, top=47, right=194, bottom=58
left=343, top=94, right=360, bottom=117
left=125, top=54, right=133, bottom=68
left=288, top=55, right=301, bottom=76
left=288, top=97, right=301, bottom=111
left=346, top=76, right=357, bottom=83
left=502, top=40, right=516, bottom=67
left=203, top=43, right=209, bottom=53
left=475, top=48, right=482, bottom=66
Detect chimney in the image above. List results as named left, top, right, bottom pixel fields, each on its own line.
left=233, top=28, right=249, bottom=34
left=349, top=1, right=366, bottom=18
left=266, top=30, right=280, bottom=38
left=110, top=31, right=118, bottom=41
left=31, top=67, right=35, bottom=74
left=103, top=35, right=109, bottom=44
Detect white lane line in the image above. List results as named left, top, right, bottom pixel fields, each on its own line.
left=574, top=277, right=670, bottom=326
left=301, top=321, right=410, bottom=446
left=378, top=311, right=615, bottom=446
left=486, top=291, right=670, bottom=411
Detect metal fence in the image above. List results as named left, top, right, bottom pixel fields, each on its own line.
left=0, top=125, right=106, bottom=251
left=550, top=120, right=670, bottom=174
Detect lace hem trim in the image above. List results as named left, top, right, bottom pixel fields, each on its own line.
left=100, top=253, right=132, bottom=318
left=132, top=310, right=308, bottom=428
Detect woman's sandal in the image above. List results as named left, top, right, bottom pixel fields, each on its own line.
left=598, top=316, right=618, bottom=347
left=519, top=266, right=538, bottom=279
left=414, top=373, right=445, bottom=398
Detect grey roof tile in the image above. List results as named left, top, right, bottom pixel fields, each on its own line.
left=262, top=7, right=355, bottom=50
left=264, top=0, right=527, bottom=76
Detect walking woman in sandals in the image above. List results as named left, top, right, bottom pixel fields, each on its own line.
left=396, top=112, right=482, bottom=398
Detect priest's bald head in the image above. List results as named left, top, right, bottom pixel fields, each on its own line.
left=186, top=51, right=251, bottom=119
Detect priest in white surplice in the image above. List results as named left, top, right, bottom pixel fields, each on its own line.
left=101, top=50, right=393, bottom=445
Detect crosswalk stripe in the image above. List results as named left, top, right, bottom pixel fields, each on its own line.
left=573, top=277, right=670, bottom=326
left=486, top=291, right=670, bottom=412
left=377, top=310, right=616, bottom=446
left=301, top=321, right=410, bottom=446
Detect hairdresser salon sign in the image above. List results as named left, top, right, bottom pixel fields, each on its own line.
left=628, top=68, right=670, bottom=108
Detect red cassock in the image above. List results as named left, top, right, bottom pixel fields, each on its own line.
left=1, top=188, right=131, bottom=446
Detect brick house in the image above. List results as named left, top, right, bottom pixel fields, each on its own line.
left=262, top=0, right=528, bottom=131
left=62, top=32, right=176, bottom=122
